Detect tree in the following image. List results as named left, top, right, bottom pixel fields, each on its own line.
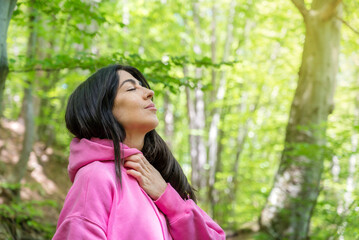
left=2, top=0, right=358, bottom=238
left=0, top=0, right=17, bottom=116
left=7, top=2, right=38, bottom=201
left=260, top=0, right=343, bottom=239
left=207, top=0, right=236, bottom=215
left=184, top=0, right=208, bottom=195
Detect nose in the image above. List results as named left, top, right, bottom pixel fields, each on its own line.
left=144, top=88, right=154, bottom=99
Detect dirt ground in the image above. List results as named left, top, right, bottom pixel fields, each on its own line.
left=0, top=119, right=71, bottom=227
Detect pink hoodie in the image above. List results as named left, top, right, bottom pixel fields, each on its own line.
left=53, top=138, right=225, bottom=240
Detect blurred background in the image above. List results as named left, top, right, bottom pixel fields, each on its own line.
left=0, top=0, right=358, bottom=239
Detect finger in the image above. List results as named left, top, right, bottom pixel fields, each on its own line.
left=129, top=155, right=149, bottom=170
left=126, top=169, right=143, bottom=185
left=124, top=161, right=142, bottom=171
left=126, top=154, right=143, bottom=163
left=135, top=154, right=150, bottom=167
left=137, top=155, right=148, bottom=166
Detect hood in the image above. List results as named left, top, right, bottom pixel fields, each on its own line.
left=68, top=137, right=142, bottom=182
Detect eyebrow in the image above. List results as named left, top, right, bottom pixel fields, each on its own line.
left=119, top=79, right=142, bottom=89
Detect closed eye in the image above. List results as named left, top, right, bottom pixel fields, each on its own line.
left=127, top=88, right=136, bottom=91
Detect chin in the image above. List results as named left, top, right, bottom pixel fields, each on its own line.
left=149, top=120, right=159, bottom=132
left=141, top=120, right=159, bottom=134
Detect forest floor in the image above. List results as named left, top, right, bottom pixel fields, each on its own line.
left=0, top=119, right=71, bottom=238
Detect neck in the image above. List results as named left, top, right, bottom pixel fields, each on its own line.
left=123, top=133, right=145, bottom=151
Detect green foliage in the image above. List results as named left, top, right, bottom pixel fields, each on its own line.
left=0, top=182, right=22, bottom=191
left=0, top=184, right=57, bottom=239
left=0, top=202, right=56, bottom=239
left=2, top=0, right=359, bottom=238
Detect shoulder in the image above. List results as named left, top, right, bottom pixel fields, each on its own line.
left=70, top=161, right=118, bottom=206
left=76, top=161, right=117, bottom=185
left=61, top=161, right=118, bottom=229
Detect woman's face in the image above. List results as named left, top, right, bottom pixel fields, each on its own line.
left=112, top=70, right=159, bottom=135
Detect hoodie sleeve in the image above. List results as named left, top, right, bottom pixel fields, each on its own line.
left=154, top=183, right=226, bottom=240
left=53, top=216, right=107, bottom=240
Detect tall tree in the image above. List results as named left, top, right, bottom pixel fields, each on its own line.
left=163, top=90, right=174, bottom=149
left=337, top=78, right=359, bottom=237
left=207, top=0, right=236, bottom=215
left=8, top=3, right=38, bottom=200
left=260, top=0, right=343, bottom=239
left=0, top=0, right=17, bottom=116
left=184, top=0, right=207, bottom=193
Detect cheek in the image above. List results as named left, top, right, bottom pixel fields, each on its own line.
left=112, top=109, right=123, bottom=123
left=112, top=101, right=138, bottom=126
left=112, top=101, right=126, bottom=123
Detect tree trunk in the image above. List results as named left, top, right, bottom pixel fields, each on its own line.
left=337, top=79, right=359, bottom=237
left=207, top=0, right=236, bottom=215
left=185, top=71, right=208, bottom=191
left=8, top=4, right=38, bottom=200
left=182, top=0, right=208, bottom=193
left=260, top=1, right=342, bottom=239
left=37, top=72, right=57, bottom=145
left=192, top=2, right=207, bottom=192
left=345, top=87, right=359, bottom=210
left=37, top=30, right=60, bottom=145
left=181, top=16, right=204, bottom=192
left=163, top=90, right=174, bottom=149
left=194, top=83, right=207, bottom=190
left=209, top=1, right=217, bottom=105
left=184, top=67, right=206, bottom=191
left=0, top=0, right=17, bottom=116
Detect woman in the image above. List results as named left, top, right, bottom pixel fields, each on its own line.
left=53, top=65, right=225, bottom=240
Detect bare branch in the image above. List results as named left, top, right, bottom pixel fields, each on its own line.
left=320, top=0, right=342, bottom=20
left=290, top=0, right=308, bottom=18
left=336, top=16, right=359, bottom=35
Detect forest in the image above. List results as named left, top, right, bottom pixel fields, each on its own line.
left=0, top=0, right=358, bottom=239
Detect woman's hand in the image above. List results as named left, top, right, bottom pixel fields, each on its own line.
left=124, top=154, right=167, bottom=200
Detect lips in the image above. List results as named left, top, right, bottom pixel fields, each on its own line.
left=145, top=103, right=156, bottom=110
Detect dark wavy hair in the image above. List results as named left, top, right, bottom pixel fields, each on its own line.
left=65, top=64, right=196, bottom=202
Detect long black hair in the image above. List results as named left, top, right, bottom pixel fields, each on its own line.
left=65, top=64, right=196, bottom=202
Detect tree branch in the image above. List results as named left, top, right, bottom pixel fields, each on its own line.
left=6, top=0, right=17, bottom=27
left=336, top=16, right=359, bottom=35
left=290, top=0, right=308, bottom=18
left=320, top=0, right=342, bottom=20
left=8, top=0, right=17, bottom=17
